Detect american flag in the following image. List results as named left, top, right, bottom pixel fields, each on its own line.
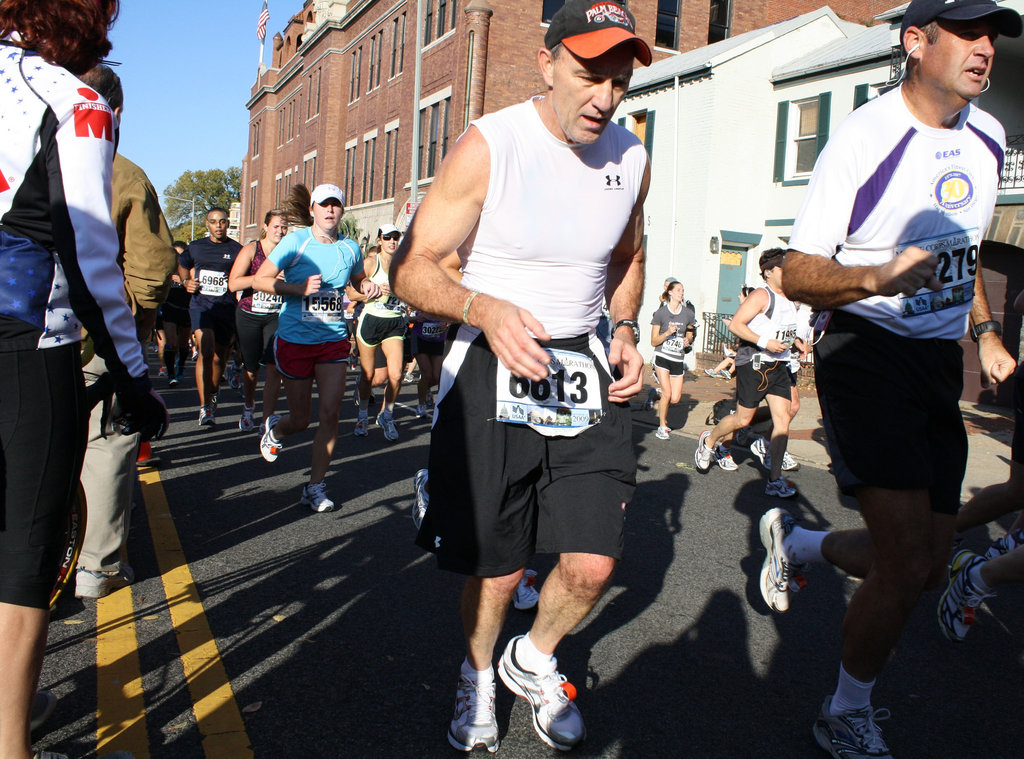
left=256, top=0, right=270, bottom=41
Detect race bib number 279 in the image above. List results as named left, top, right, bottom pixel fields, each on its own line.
left=896, top=229, right=979, bottom=317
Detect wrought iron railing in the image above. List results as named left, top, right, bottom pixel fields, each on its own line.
left=701, top=311, right=739, bottom=356
left=1001, top=135, right=1024, bottom=190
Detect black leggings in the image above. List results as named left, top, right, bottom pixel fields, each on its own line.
left=235, top=308, right=278, bottom=375
left=0, top=344, right=88, bottom=608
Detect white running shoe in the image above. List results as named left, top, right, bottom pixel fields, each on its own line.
left=301, top=481, right=335, bottom=513
left=694, top=430, right=713, bottom=472
left=513, top=569, right=540, bottom=610
left=655, top=425, right=670, bottom=440
left=260, top=414, right=282, bottom=462
left=713, top=444, right=737, bottom=471
left=448, top=671, right=499, bottom=753
left=704, top=368, right=717, bottom=378
left=378, top=410, right=399, bottom=441
left=413, top=468, right=429, bottom=529
left=984, top=528, right=1024, bottom=560
left=765, top=477, right=797, bottom=498
left=759, top=507, right=802, bottom=613
left=238, top=406, right=255, bottom=432
left=499, top=635, right=585, bottom=751
left=416, top=403, right=427, bottom=418
left=354, top=413, right=369, bottom=437
left=198, top=405, right=215, bottom=426
left=812, top=696, right=892, bottom=759
left=750, top=436, right=768, bottom=467
left=938, top=550, right=993, bottom=642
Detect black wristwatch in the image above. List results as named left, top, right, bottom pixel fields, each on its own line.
left=970, top=320, right=1002, bottom=342
left=612, top=319, right=640, bottom=344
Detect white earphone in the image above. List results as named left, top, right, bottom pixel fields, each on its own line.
left=906, top=43, right=920, bottom=57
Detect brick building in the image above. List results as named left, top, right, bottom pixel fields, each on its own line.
left=241, top=0, right=892, bottom=243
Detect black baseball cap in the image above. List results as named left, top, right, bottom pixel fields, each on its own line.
left=900, top=0, right=1022, bottom=43
left=545, top=1, right=652, bottom=66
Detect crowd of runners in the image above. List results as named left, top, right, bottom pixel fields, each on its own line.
left=4, top=1, right=1024, bottom=758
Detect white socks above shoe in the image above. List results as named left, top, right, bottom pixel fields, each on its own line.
left=516, top=633, right=557, bottom=674
left=461, top=658, right=494, bottom=687
left=830, top=663, right=874, bottom=714
left=969, top=563, right=994, bottom=595
left=785, top=525, right=826, bottom=565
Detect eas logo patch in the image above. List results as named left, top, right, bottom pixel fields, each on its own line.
left=934, top=170, right=973, bottom=212
left=73, top=87, right=113, bottom=141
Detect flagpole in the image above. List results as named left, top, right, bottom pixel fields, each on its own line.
left=258, top=38, right=265, bottom=79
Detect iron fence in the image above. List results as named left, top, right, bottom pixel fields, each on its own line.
left=702, top=311, right=738, bottom=355
left=1002, top=135, right=1024, bottom=190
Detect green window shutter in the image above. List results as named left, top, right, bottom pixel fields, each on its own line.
left=643, top=110, right=656, bottom=159
left=815, top=91, right=831, bottom=158
left=853, top=84, right=869, bottom=110
left=773, top=100, right=789, bottom=182
left=617, top=117, right=626, bottom=127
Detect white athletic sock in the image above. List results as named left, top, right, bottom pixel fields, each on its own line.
left=786, top=525, right=826, bottom=564
left=830, top=663, right=874, bottom=714
left=461, top=658, right=494, bottom=687
left=968, top=563, right=994, bottom=595
left=517, top=633, right=557, bottom=674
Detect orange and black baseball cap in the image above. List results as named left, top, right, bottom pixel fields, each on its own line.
left=545, top=0, right=652, bottom=66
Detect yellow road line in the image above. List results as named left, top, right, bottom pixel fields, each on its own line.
left=96, top=586, right=149, bottom=758
left=138, top=467, right=254, bottom=759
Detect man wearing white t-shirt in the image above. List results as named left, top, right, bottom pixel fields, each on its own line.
left=391, top=2, right=650, bottom=752
left=757, top=1, right=1019, bottom=756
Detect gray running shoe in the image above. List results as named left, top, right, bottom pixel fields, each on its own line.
left=198, top=405, right=214, bottom=426
left=812, top=695, right=892, bottom=759
left=498, top=635, right=585, bottom=751
left=938, top=550, right=993, bottom=642
left=301, top=481, right=335, bottom=513
left=984, top=527, right=1024, bottom=560
left=513, top=569, right=540, bottom=610
left=765, top=477, right=797, bottom=498
left=448, top=672, right=499, bottom=753
left=694, top=430, right=713, bottom=472
left=759, top=508, right=803, bottom=612
left=413, top=468, right=429, bottom=529
left=713, top=444, right=737, bottom=471
left=378, top=410, right=399, bottom=441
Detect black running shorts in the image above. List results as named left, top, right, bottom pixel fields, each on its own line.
left=735, top=359, right=791, bottom=409
left=0, top=344, right=88, bottom=608
left=654, top=355, right=686, bottom=377
left=416, top=327, right=636, bottom=576
left=356, top=312, right=406, bottom=347
left=190, top=303, right=236, bottom=347
left=815, top=310, right=967, bottom=514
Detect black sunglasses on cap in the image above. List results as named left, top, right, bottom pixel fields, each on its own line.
left=381, top=232, right=401, bottom=241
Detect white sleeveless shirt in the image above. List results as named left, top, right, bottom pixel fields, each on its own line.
left=460, top=98, right=648, bottom=339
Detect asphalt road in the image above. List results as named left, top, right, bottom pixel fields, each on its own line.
left=38, top=368, right=1024, bottom=759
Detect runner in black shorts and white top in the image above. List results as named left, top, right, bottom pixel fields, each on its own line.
left=391, top=2, right=651, bottom=751
left=228, top=209, right=286, bottom=434
left=350, top=224, right=406, bottom=441
left=179, top=207, right=243, bottom=425
left=649, top=279, right=696, bottom=440
left=755, top=2, right=1020, bottom=755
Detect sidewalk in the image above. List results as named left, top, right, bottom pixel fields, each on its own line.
left=637, top=370, right=1015, bottom=500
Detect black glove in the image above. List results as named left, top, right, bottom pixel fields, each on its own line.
left=114, top=375, right=168, bottom=441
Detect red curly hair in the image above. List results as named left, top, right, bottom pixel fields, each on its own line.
left=0, top=0, right=119, bottom=75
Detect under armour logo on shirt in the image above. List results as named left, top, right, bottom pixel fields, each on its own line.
left=605, top=175, right=622, bottom=187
